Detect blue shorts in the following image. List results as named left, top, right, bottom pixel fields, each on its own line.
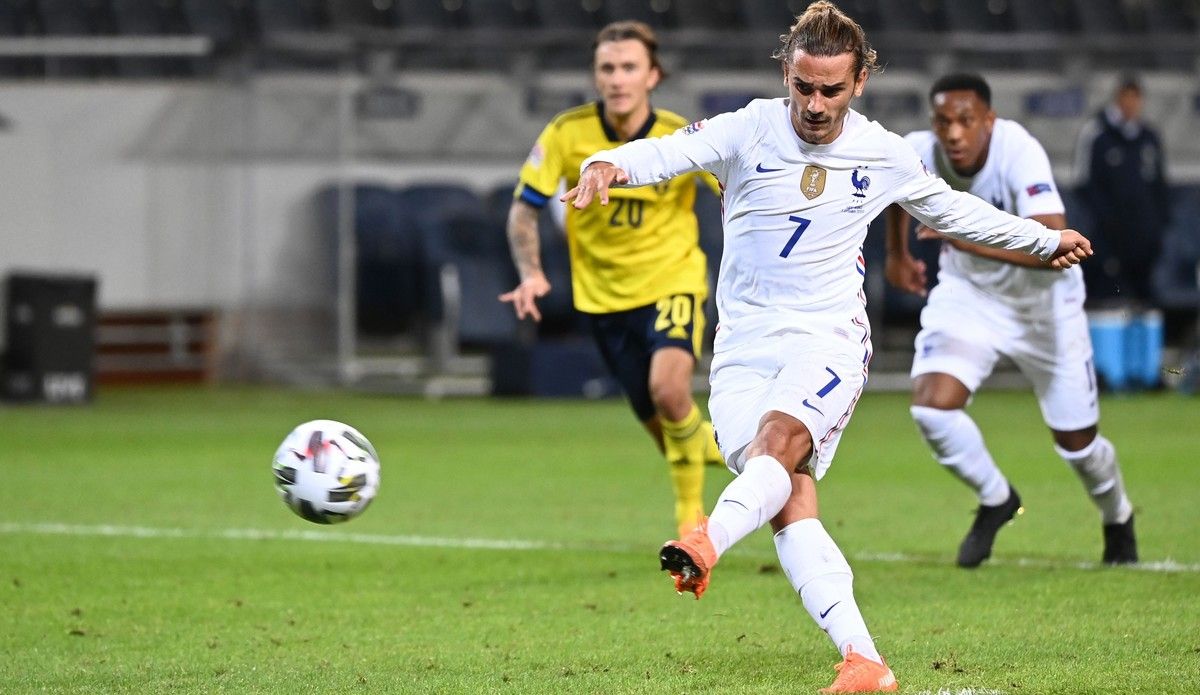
left=587, top=294, right=706, bottom=422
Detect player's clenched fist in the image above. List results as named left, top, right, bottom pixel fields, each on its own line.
left=1048, top=230, right=1093, bottom=270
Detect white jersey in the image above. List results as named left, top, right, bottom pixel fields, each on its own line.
left=905, top=120, right=1083, bottom=312
left=583, top=99, right=1061, bottom=354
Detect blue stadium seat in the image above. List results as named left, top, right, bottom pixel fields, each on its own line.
left=1153, top=186, right=1200, bottom=311
left=428, top=208, right=521, bottom=348
left=393, top=0, right=458, bottom=28
left=393, top=183, right=487, bottom=319
left=402, top=183, right=520, bottom=350
left=315, top=184, right=427, bottom=336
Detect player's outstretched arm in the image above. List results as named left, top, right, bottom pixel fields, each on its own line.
left=883, top=203, right=928, bottom=297
left=562, top=161, right=630, bottom=208
left=498, top=199, right=551, bottom=322
left=1047, top=229, right=1093, bottom=269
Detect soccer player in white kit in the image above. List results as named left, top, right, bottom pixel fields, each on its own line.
left=884, top=74, right=1137, bottom=568
left=564, top=3, right=1093, bottom=692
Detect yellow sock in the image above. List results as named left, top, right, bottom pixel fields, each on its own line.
left=662, top=404, right=708, bottom=535
left=700, top=419, right=724, bottom=466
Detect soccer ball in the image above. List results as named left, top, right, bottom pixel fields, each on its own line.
left=272, top=420, right=381, bottom=524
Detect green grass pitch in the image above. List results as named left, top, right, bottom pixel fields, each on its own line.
left=2, top=386, right=1198, bottom=693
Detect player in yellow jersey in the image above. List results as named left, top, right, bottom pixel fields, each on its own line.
left=499, top=20, right=722, bottom=536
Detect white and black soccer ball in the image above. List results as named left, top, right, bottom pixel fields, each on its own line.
left=272, top=420, right=381, bottom=524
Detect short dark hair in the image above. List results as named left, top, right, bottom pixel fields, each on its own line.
left=1116, top=73, right=1142, bottom=95
left=593, top=21, right=666, bottom=79
left=929, top=73, right=991, bottom=107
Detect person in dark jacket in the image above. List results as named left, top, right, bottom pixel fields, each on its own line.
left=1075, top=75, right=1170, bottom=390
left=1075, top=75, right=1170, bottom=305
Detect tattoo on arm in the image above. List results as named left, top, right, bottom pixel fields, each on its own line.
left=506, top=201, right=542, bottom=279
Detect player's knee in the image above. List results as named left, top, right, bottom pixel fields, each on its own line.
left=1052, top=426, right=1097, bottom=453
left=648, top=374, right=691, bottom=420
left=910, top=405, right=965, bottom=459
left=1057, top=434, right=1117, bottom=494
left=750, top=415, right=813, bottom=471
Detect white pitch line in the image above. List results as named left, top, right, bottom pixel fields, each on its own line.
left=1, top=521, right=1198, bottom=574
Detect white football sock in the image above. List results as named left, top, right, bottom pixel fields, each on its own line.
left=706, top=455, right=791, bottom=557
left=1056, top=435, right=1133, bottom=525
left=911, top=405, right=1009, bottom=506
left=774, top=518, right=882, bottom=664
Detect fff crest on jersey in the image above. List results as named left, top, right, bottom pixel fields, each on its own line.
left=801, top=165, right=826, bottom=200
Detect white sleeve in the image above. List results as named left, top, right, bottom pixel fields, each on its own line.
left=1009, top=135, right=1065, bottom=218
left=889, top=136, right=1061, bottom=260
left=580, top=108, right=752, bottom=185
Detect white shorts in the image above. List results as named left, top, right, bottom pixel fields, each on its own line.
left=708, top=328, right=871, bottom=481
left=912, top=276, right=1098, bottom=431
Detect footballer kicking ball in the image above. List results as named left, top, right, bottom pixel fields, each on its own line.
left=272, top=420, right=381, bottom=524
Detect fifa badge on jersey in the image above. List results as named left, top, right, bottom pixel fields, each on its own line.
left=801, top=165, right=827, bottom=200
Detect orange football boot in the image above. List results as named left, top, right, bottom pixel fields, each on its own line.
left=659, top=516, right=718, bottom=599
left=819, top=648, right=898, bottom=693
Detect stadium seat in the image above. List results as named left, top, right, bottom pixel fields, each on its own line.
left=462, top=0, right=534, bottom=29
left=740, top=0, right=803, bottom=31
left=941, top=1, right=1009, bottom=33
left=0, top=0, right=40, bottom=76
left=601, top=0, right=674, bottom=29
left=392, top=183, right=488, bottom=321
left=392, top=0, right=455, bottom=29
left=37, top=0, right=114, bottom=77
left=325, top=0, right=393, bottom=30
left=1070, top=0, right=1129, bottom=33
left=1006, top=0, right=1075, bottom=33
left=404, top=183, right=521, bottom=353
left=1139, top=0, right=1198, bottom=69
left=671, top=0, right=741, bottom=31
left=872, top=0, right=940, bottom=31
left=532, top=0, right=600, bottom=29
left=111, top=0, right=191, bottom=77
left=316, top=184, right=425, bottom=336
left=1141, top=0, right=1198, bottom=33
left=671, top=0, right=752, bottom=67
left=1154, top=186, right=1200, bottom=311
left=181, top=0, right=244, bottom=45
left=253, top=0, right=325, bottom=32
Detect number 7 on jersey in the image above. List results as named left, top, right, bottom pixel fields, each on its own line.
left=780, top=215, right=811, bottom=258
